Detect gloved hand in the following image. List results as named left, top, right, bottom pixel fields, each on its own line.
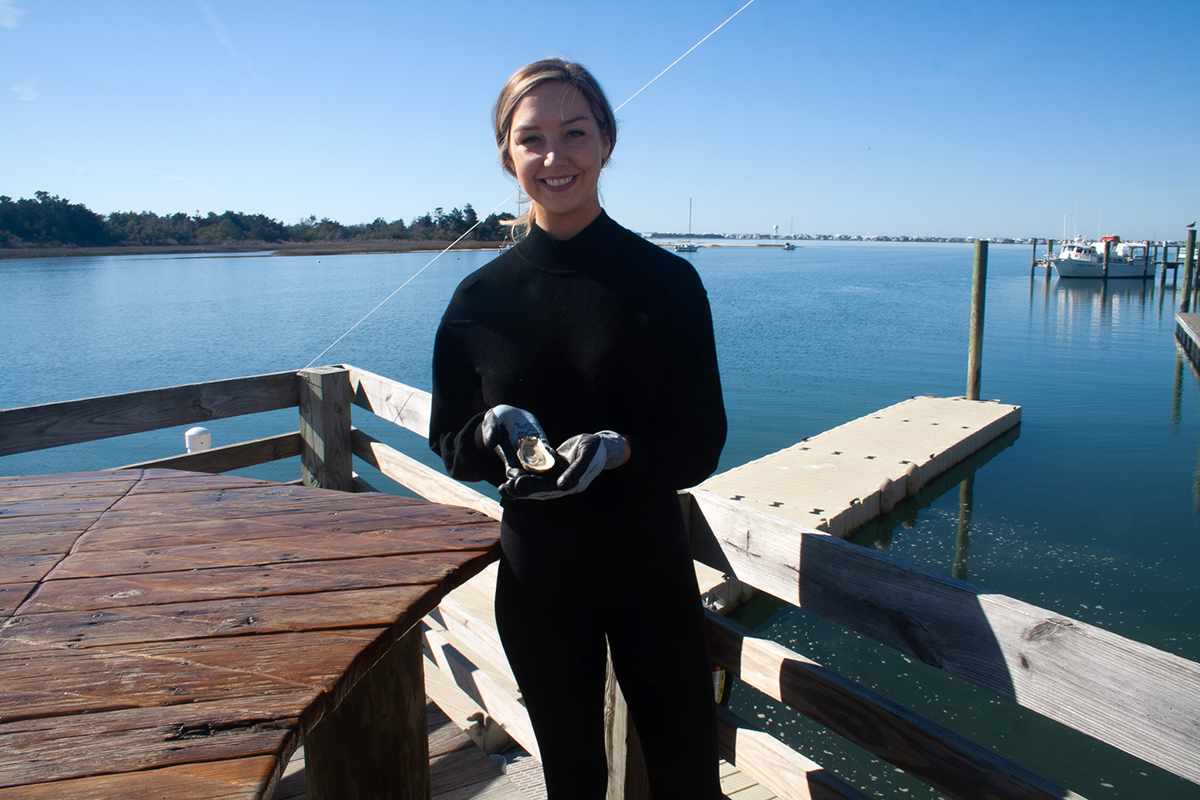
left=502, top=430, right=626, bottom=500
left=480, top=405, right=552, bottom=479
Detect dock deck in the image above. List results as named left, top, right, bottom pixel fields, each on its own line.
left=699, top=396, right=1021, bottom=537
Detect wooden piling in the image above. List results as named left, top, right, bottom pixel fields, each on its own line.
left=1182, top=229, right=1197, bottom=313
left=1030, top=238, right=1038, bottom=274
left=967, top=241, right=988, bottom=401
left=1045, top=239, right=1054, bottom=283
left=1102, top=239, right=1110, bottom=281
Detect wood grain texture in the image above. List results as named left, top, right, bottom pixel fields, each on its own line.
left=346, top=365, right=433, bottom=439
left=715, top=706, right=867, bottom=800
left=0, top=469, right=501, bottom=798
left=706, top=611, right=1082, bottom=800
left=0, top=372, right=299, bottom=457
left=115, top=431, right=303, bottom=474
left=352, top=429, right=502, bottom=521
left=686, top=486, right=1200, bottom=786
left=299, top=368, right=352, bottom=492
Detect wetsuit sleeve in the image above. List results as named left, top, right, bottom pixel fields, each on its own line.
left=624, top=276, right=727, bottom=490
left=428, top=317, right=506, bottom=487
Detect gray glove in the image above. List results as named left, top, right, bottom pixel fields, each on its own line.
left=480, top=405, right=552, bottom=479
left=503, top=430, right=625, bottom=500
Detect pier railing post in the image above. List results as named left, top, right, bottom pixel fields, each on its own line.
left=299, top=366, right=353, bottom=491
left=604, top=646, right=651, bottom=800
left=1182, top=229, right=1197, bottom=314
left=967, top=240, right=988, bottom=401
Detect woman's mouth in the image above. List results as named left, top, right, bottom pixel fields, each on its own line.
left=540, top=175, right=577, bottom=190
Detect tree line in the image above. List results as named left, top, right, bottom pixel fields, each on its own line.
left=0, top=192, right=516, bottom=248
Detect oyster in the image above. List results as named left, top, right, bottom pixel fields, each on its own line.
left=517, top=437, right=556, bottom=473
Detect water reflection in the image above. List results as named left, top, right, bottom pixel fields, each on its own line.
left=1029, top=274, right=1180, bottom=329
left=849, top=426, right=1019, bottom=569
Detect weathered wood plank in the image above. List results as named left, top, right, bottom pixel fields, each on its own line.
left=0, top=695, right=304, bottom=789
left=352, top=429, right=502, bottom=521
left=0, top=632, right=388, bottom=721
left=0, top=514, right=101, bottom=535
left=0, top=530, right=88, bottom=558
left=115, top=431, right=303, bottom=473
left=45, top=529, right=498, bottom=581
left=715, top=705, right=867, bottom=800
left=0, top=496, right=118, bottom=519
left=346, top=365, right=433, bottom=439
left=0, top=372, right=300, bottom=457
left=0, top=583, right=32, bottom=617
left=422, top=623, right=539, bottom=760
left=706, top=611, right=1082, bottom=800
left=306, top=626, right=430, bottom=800
left=0, top=585, right=436, bottom=649
left=0, top=554, right=61, bottom=586
left=21, top=552, right=493, bottom=614
left=686, top=487, right=1200, bottom=786
left=0, top=756, right=280, bottom=800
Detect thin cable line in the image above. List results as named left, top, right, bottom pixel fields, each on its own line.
left=304, top=0, right=755, bottom=368
left=302, top=190, right=517, bottom=369
left=615, top=0, right=756, bottom=112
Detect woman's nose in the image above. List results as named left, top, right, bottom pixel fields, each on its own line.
left=543, top=148, right=562, bottom=166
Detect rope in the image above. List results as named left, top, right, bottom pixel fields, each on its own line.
left=303, top=0, right=756, bottom=368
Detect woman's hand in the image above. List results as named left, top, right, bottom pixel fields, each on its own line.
left=480, top=405, right=552, bottom=478
left=501, top=430, right=625, bottom=500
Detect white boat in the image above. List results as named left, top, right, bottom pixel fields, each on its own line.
left=674, top=243, right=698, bottom=253
left=1051, top=236, right=1154, bottom=279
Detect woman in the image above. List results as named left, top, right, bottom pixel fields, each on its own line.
left=429, top=58, right=726, bottom=799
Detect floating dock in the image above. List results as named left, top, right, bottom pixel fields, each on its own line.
left=699, top=396, right=1022, bottom=538
left=1176, top=313, right=1200, bottom=367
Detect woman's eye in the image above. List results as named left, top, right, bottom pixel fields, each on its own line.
left=518, top=135, right=540, bottom=145
left=565, top=129, right=586, bottom=138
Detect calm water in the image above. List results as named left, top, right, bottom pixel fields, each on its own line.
left=2, top=242, right=1197, bottom=798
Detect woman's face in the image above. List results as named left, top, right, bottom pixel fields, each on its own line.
left=507, top=81, right=611, bottom=240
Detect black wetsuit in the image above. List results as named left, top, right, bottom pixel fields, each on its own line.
left=429, top=210, right=727, bottom=799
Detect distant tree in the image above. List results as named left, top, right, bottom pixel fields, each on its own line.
left=0, top=191, right=110, bottom=246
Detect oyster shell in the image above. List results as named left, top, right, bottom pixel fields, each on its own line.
left=517, top=437, right=556, bottom=473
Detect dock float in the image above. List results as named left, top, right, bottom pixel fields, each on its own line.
left=1176, top=312, right=1200, bottom=367
left=699, top=396, right=1021, bottom=538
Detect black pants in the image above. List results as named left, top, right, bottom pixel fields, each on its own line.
left=494, top=536, right=722, bottom=799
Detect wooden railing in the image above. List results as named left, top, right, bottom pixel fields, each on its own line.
left=2, top=365, right=1198, bottom=800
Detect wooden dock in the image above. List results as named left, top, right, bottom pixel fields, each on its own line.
left=3, top=365, right=1197, bottom=799
left=699, top=395, right=1021, bottom=538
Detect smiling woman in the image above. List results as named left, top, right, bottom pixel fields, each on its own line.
left=427, top=58, right=728, bottom=799
left=492, top=59, right=617, bottom=240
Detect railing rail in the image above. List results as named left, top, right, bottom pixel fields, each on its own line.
left=2, top=365, right=1197, bottom=798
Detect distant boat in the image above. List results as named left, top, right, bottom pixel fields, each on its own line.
left=675, top=243, right=698, bottom=253
left=1051, top=236, right=1154, bottom=279
left=781, top=242, right=795, bottom=251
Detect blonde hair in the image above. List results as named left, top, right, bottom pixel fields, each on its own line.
left=493, top=58, right=617, bottom=233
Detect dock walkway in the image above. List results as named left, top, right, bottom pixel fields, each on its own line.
left=699, top=396, right=1021, bottom=537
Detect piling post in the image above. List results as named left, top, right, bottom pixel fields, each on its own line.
left=1182, top=229, right=1197, bottom=313
left=1046, top=239, right=1054, bottom=283
left=967, top=241, right=988, bottom=401
left=1030, top=238, right=1038, bottom=274
left=299, top=366, right=353, bottom=491
left=1102, top=239, right=1110, bottom=281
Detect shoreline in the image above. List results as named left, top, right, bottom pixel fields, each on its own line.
left=0, top=239, right=504, bottom=260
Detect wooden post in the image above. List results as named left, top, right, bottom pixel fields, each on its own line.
left=1182, top=229, right=1197, bottom=314
left=1102, top=239, right=1110, bottom=281
left=966, top=240, right=988, bottom=401
left=1045, top=239, right=1054, bottom=283
left=299, top=366, right=353, bottom=491
left=1029, top=237, right=1038, bottom=274
left=952, top=475, right=973, bottom=581
left=306, top=626, right=431, bottom=799
left=604, top=646, right=651, bottom=800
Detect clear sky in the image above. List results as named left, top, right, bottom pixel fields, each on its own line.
left=3, top=0, right=1197, bottom=241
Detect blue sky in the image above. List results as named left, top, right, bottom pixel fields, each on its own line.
left=2, top=1, right=1197, bottom=240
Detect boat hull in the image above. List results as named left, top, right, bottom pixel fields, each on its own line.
left=1052, top=257, right=1155, bottom=279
